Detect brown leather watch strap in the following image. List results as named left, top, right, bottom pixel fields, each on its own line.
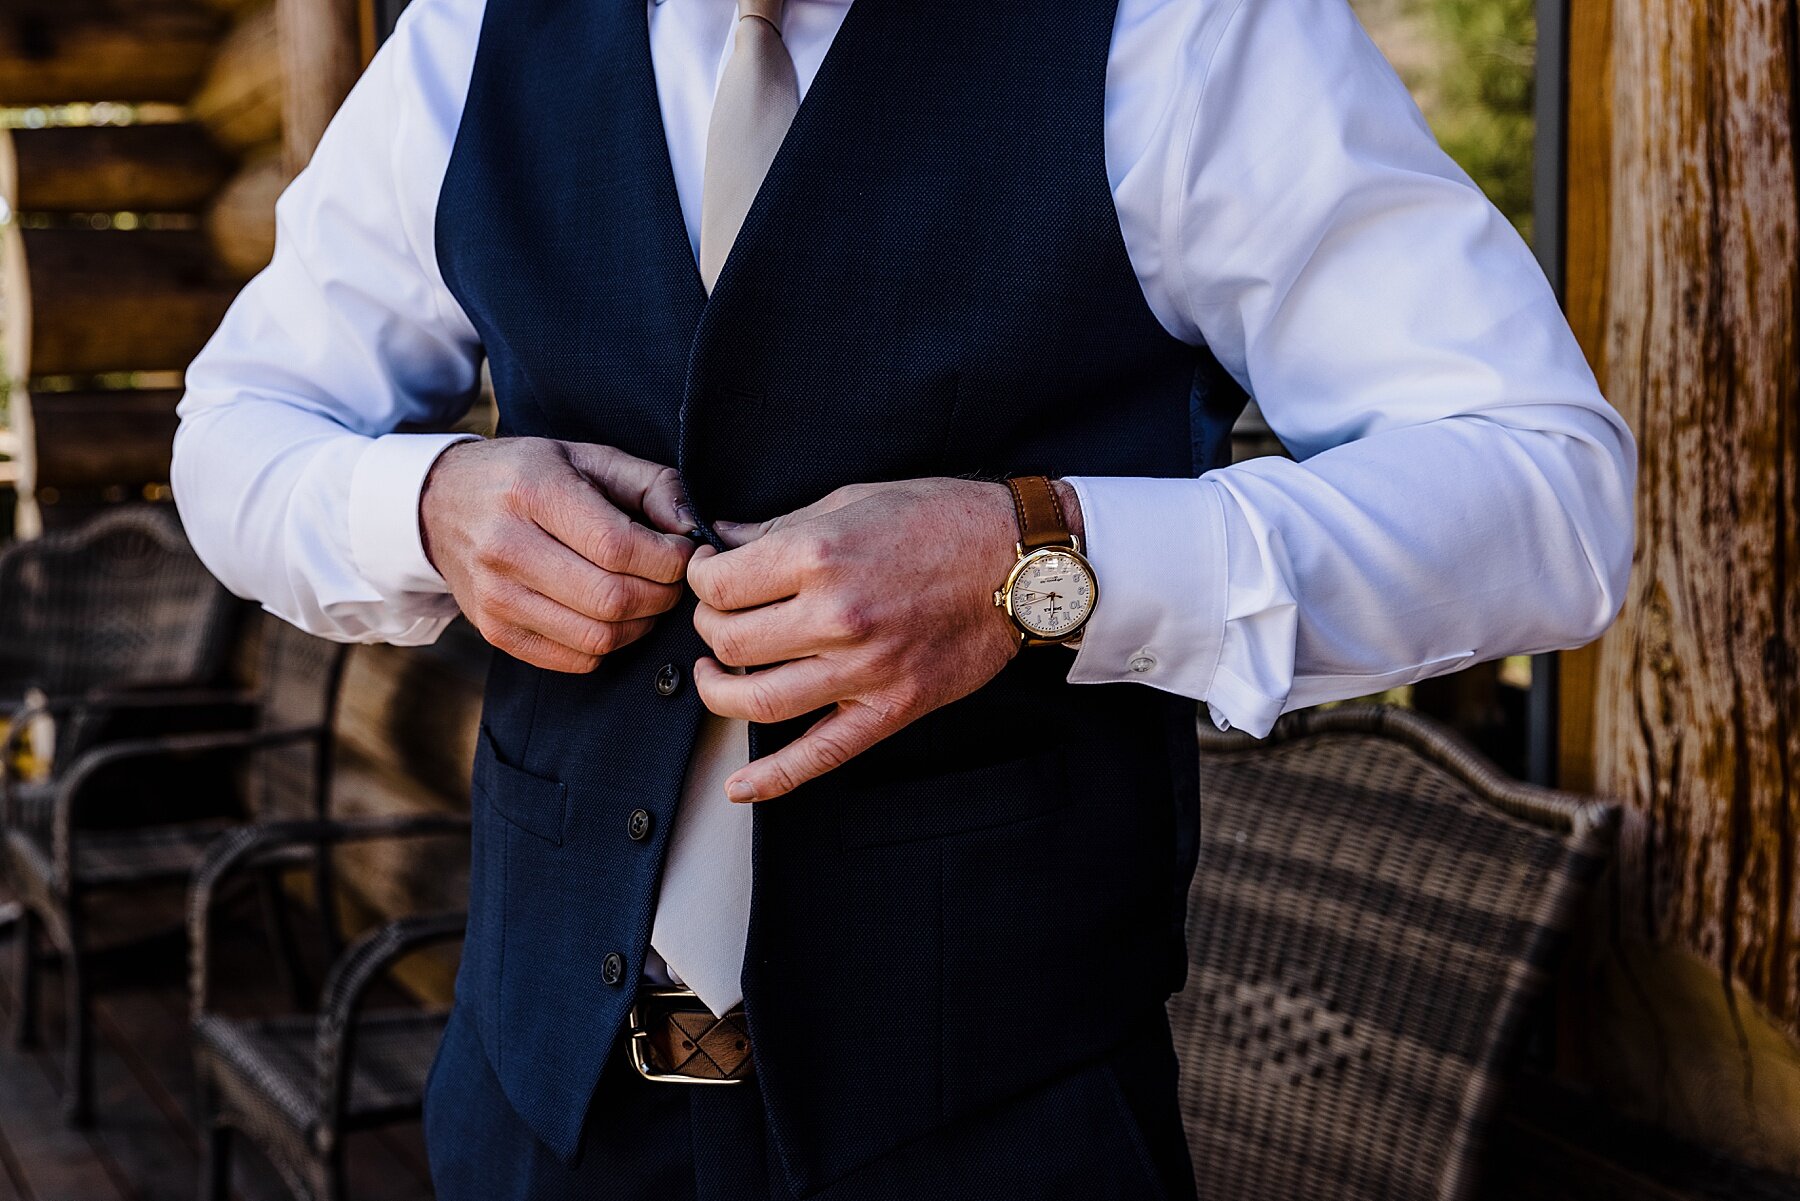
left=1006, top=475, right=1072, bottom=550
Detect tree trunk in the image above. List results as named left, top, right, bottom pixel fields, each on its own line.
left=1561, top=0, right=1800, bottom=1175
left=7, top=124, right=232, bottom=214
left=1594, top=0, right=1800, bottom=1044
left=12, top=227, right=237, bottom=376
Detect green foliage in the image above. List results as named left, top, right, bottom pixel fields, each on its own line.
left=1428, top=0, right=1537, bottom=237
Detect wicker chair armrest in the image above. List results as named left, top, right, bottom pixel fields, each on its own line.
left=76, top=682, right=259, bottom=715
left=51, top=725, right=328, bottom=883
left=316, top=911, right=466, bottom=1129
left=3, top=688, right=251, bottom=808
left=1198, top=703, right=1621, bottom=841
left=5, top=682, right=246, bottom=728
left=187, top=816, right=472, bottom=1019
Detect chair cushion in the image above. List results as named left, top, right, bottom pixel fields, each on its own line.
left=195, top=1009, right=450, bottom=1134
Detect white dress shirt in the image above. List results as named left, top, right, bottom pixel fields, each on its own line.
left=175, top=0, right=1635, bottom=980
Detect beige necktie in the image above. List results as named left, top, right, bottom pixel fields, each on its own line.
left=650, top=1, right=799, bottom=1016
left=697, top=0, right=800, bottom=292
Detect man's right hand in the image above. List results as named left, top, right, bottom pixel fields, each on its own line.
left=420, top=437, right=698, bottom=673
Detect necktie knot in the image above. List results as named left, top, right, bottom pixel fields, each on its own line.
left=738, top=0, right=784, bottom=30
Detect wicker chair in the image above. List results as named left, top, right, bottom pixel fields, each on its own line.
left=1170, top=704, right=1618, bottom=1201
left=0, top=506, right=236, bottom=711
left=2, top=619, right=349, bottom=1125
left=189, top=817, right=469, bottom=1201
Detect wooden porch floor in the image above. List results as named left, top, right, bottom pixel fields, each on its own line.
left=0, top=884, right=434, bottom=1201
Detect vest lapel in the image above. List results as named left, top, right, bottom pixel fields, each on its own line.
left=610, top=0, right=710, bottom=332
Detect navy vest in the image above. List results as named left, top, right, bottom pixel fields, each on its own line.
left=436, top=0, right=1245, bottom=1189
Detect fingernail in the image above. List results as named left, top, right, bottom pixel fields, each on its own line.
left=675, top=502, right=697, bottom=530
left=726, top=780, right=758, bottom=803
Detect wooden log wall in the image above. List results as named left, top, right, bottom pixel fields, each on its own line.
left=0, top=0, right=356, bottom=529
left=0, top=0, right=241, bottom=531
left=0, top=0, right=484, bottom=1002
left=0, top=2, right=220, bottom=106
left=1558, top=0, right=1800, bottom=1175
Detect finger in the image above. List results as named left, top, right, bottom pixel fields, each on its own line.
left=724, top=703, right=891, bottom=802
left=686, top=533, right=811, bottom=612
left=505, top=532, right=684, bottom=622
left=561, top=441, right=696, bottom=535
left=531, top=471, right=694, bottom=585
left=692, top=655, right=843, bottom=725
left=475, top=580, right=655, bottom=669
left=486, top=628, right=601, bottom=675
left=693, top=597, right=830, bottom=667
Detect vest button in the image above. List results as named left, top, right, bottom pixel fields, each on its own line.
left=626, top=808, right=653, bottom=841
left=601, top=952, right=626, bottom=987
left=653, top=663, right=682, bottom=697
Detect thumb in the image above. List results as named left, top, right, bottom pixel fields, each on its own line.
left=714, top=483, right=870, bottom=549
left=561, top=441, right=696, bottom=536
left=724, top=704, right=887, bottom=801
left=713, top=517, right=777, bottom=549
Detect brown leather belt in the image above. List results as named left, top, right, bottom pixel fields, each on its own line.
left=627, top=987, right=754, bottom=1084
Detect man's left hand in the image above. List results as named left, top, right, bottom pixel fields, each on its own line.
left=687, top=477, right=1077, bottom=802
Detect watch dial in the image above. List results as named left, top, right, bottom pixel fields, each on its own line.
left=1009, top=551, right=1094, bottom=638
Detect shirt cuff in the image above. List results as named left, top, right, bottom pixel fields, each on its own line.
left=348, top=432, right=480, bottom=598
left=1063, top=475, right=1229, bottom=710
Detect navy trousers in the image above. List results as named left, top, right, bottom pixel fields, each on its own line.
left=423, top=1002, right=1198, bottom=1200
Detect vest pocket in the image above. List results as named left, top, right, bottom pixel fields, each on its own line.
left=835, top=747, right=1072, bottom=851
left=475, top=726, right=570, bottom=845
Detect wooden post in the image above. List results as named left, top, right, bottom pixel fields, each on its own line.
left=275, top=0, right=361, bottom=177
left=0, top=131, right=34, bottom=535
left=1560, top=0, right=1800, bottom=1173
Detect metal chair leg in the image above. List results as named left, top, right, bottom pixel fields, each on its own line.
left=62, top=919, right=93, bottom=1127
left=11, top=905, right=40, bottom=1048
left=312, top=1144, right=348, bottom=1201
left=201, top=1122, right=233, bottom=1201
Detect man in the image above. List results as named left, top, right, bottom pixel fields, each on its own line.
left=172, top=0, right=1636, bottom=1196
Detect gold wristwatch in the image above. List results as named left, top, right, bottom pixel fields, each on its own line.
left=994, top=476, right=1098, bottom=647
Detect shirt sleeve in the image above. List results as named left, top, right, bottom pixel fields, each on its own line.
left=1065, top=0, right=1636, bottom=736
left=172, top=0, right=485, bottom=646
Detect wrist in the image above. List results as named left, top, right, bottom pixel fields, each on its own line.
left=418, top=436, right=485, bottom=575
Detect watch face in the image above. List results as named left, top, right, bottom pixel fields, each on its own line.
left=1008, top=549, right=1095, bottom=639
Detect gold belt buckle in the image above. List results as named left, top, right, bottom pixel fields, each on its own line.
left=627, top=987, right=752, bottom=1085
